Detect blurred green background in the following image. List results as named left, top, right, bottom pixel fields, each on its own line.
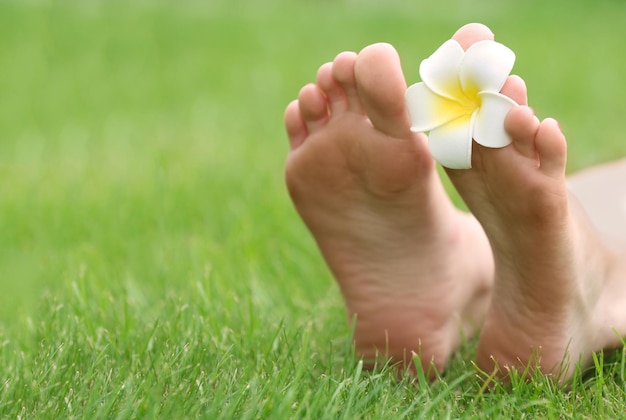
left=0, top=0, right=625, bottom=324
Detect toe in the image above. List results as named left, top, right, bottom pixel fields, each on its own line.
left=452, top=23, right=494, bottom=50
left=332, top=52, right=362, bottom=113
left=354, top=42, right=411, bottom=138
left=505, top=106, right=540, bottom=160
left=317, top=62, right=348, bottom=114
left=284, top=99, right=308, bottom=150
left=298, top=83, right=329, bottom=134
left=500, top=75, right=528, bottom=106
left=536, top=118, right=567, bottom=177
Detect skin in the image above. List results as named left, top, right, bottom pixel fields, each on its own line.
left=445, top=28, right=626, bottom=381
left=284, top=23, right=626, bottom=382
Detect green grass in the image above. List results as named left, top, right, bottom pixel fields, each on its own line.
left=1, top=0, right=626, bottom=417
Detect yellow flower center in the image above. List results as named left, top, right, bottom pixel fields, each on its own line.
left=434, top=85, right=482, bottom=125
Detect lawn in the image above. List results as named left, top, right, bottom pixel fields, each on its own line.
left=1, top=0, right=626, bottom=417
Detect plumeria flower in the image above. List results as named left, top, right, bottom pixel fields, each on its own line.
left=405, top=39, right=518, bottom=169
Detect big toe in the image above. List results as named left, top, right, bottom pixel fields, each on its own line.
left=452, top=23, right=494, bottom=50
left=354, top=43, right=412, bottom=139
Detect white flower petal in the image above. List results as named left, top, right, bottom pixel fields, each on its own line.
left=418, top=40, right=465, bottom=101
left=428, top=114, right=474, bottom=169
left=406, top=82, right=468, bottom=132
left=473, top=92, right=518, bottom=148
left=460, top=40, right=515, bottom=95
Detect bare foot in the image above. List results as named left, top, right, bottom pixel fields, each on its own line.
left=445, top=27, right=626, bottom=381
left=284, top=37, right=493, bottom=374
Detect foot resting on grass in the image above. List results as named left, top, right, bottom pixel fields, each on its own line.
left=284, top=22, right=626, bottom=383
left=445, top=25, right=626, bottom=382
left=284, top=27, right=495, bottom=375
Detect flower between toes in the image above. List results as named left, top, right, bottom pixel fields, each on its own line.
left=406, top=38, right=518, bottom=169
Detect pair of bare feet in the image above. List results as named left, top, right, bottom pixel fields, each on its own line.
left=284, top=23, right=626, bottom=382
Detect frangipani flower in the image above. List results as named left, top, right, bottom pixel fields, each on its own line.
left=406, top=39, right=518, bottom=169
